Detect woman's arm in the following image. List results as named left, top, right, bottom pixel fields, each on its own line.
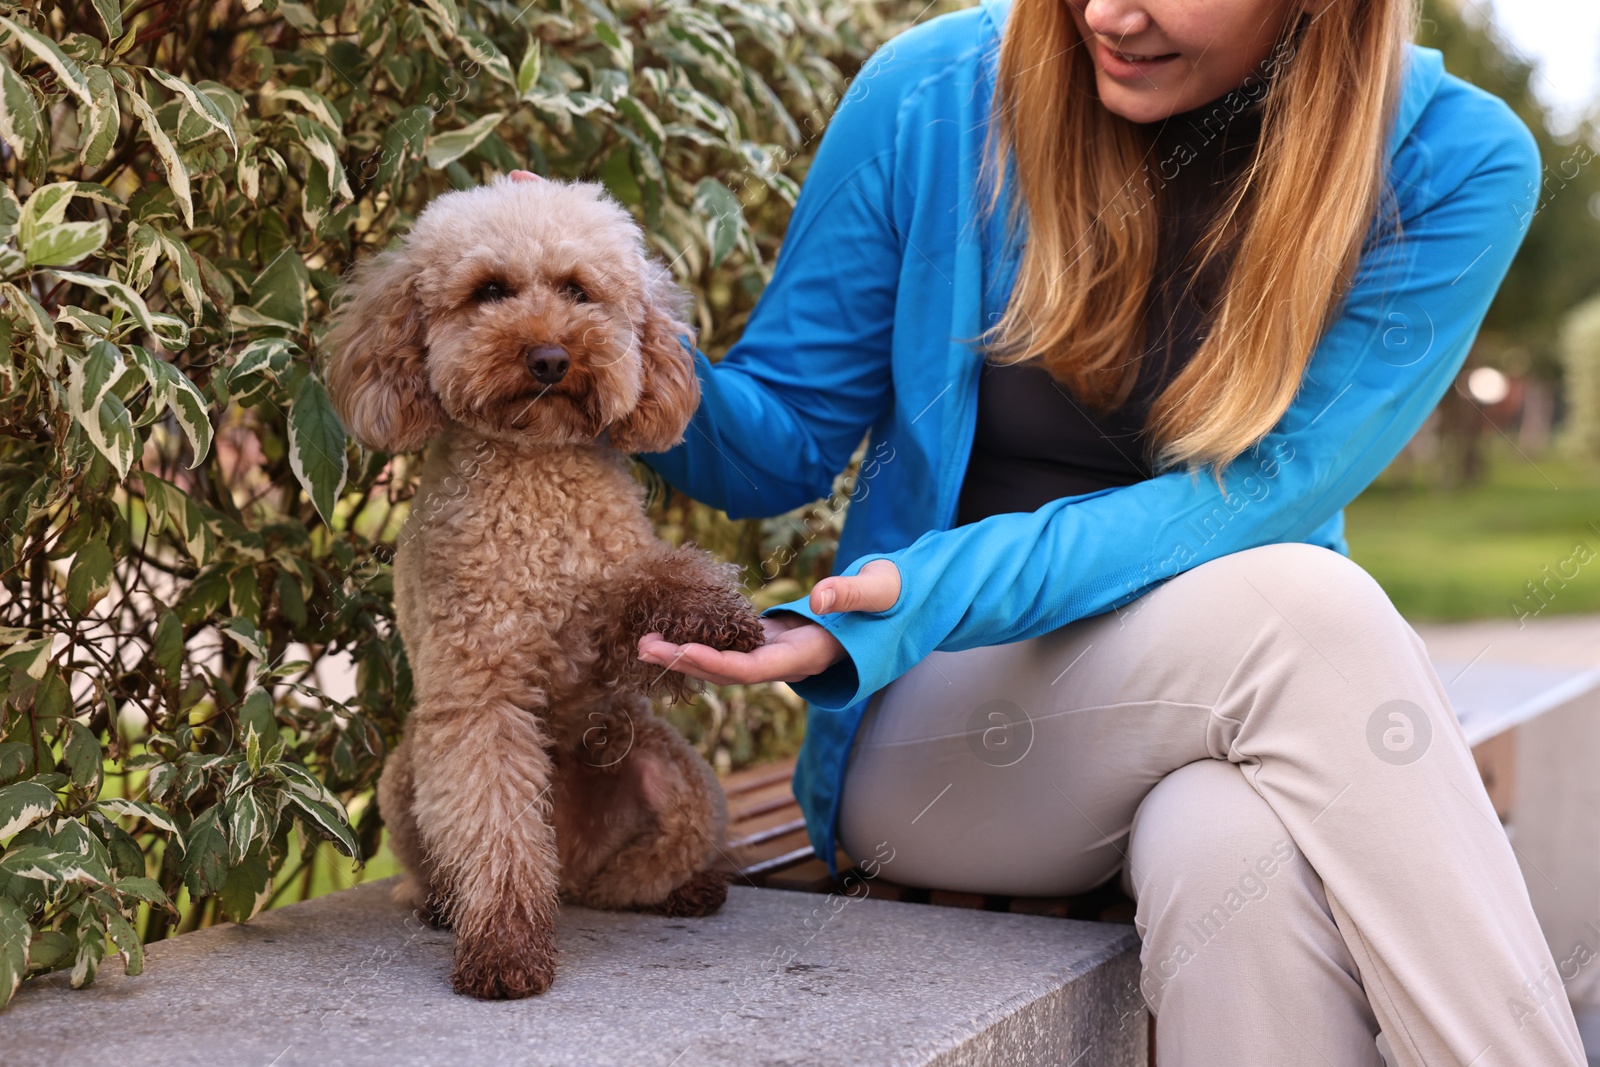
left=637, top=38, right=945, bottom=518
left=646, top=82, right=1543, bottom=709
left=785, top=101, right=1542, bottom=709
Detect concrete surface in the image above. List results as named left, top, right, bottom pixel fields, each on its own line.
left=2, top=878, right=1146, bottom=1067
left=1412, top=612, right=1600, bottom=672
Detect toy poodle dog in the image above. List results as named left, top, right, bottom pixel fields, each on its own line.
left=322, top=176, right=765, bottom=1000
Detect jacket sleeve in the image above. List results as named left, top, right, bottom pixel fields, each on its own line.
left=774, top=101, right=1544, bottom=711
left=636, top=46, right=919, bottom=518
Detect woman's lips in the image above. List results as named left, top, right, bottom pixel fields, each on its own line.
left=1094, top=39, right=1181, bottom=80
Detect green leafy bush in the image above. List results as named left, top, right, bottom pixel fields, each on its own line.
left=0, top=0, right=955, bottom=1004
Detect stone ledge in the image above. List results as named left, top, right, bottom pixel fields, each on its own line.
left=5, top=877, right=1147, bottom=1067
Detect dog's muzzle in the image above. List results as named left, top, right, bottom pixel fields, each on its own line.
left=524, top=344, right=570, bottom=385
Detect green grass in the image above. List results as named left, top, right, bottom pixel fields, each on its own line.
left=1345, top=448, right=1600, bottom=621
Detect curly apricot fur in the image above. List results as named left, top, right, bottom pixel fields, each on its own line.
left=324, top=177, right=760, bottom=999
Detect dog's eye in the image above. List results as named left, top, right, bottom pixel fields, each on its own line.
left=472, top=279, right=513, bottom=303
left=560, top=279, right=591, bottom=304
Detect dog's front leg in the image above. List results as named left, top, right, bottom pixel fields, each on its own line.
left=409, top=697, right=561, bottom=999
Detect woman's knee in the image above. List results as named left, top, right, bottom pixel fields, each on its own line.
left=1196, top=542, right=1394, bottom=621
left=1163, top=542, right=1417, bottom=673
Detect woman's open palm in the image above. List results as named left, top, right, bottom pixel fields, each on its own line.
left=637, top=559, right=901, bottom=685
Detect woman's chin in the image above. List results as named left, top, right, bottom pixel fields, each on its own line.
left=1095, top=82, right=1175, bottom=124
left=1093, top=71, right=1214, bottom=125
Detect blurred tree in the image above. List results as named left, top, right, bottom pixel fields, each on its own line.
left=1560, top=294, right=1600, bottom=464
left=1417, top=0, right=1600, bottom=482
left=1419, top=0, right=1600, bottom=374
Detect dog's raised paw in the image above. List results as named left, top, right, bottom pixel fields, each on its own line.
left=644, top=868, right=729, bottom=918
left=719, top=607, right=766, bottom=654
left=658, top=598, right=766, bottom=655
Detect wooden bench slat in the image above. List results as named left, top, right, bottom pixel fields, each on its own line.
left=721, top=757, right=797, bottom=797
left=729, top=832, right=814, bottom=871
left=1009, top=897, right=1072, bottom=918
left=928, top=890, right=988, bottom=910
left=738, top=845, right=817, bottom=879
left=729, top=788, right=802, bottom=822
left=728, top=816, right=808, bottom=851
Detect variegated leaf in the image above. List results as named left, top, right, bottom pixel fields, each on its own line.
left=0, top=898, right=29, bottom=1007
left=144, top=67, right=235, bottom=152
left=288, top=374, right=347, bottom=523
left=225, top=790, right=268, bottom=866
left=268, top=87, right=343, bottom=145
left=151, top=360, right=212, bottom=466
left=0, top=781, right=57, bottom=839
left=0, top=283, right=54, bottom=350
left=157, top=232, right=205, bottom=322
left=0, top=60, right=42, bottom=160
left=79, top=66, right=120, bottom=168
left=49, top=270, right=157, bottom=337
left=121, top=87, right=193, bottom=228
left=424, top=111, right=505, bottom=169
left=94, top=798, right=180, bottom=835
left=0, top=637, right=52, bottom=680
left=283, top=793, right=359, bottom=859
left=0, top=184, right=19, bottom=244
left=23, top=220, right=108, bottom=268
left=70, top=912, right=104, bottom=988
left=220, top=616, right=266, bottom=660
left=0, top=17, right=92, bottom=104
left=104, top=909, right=143, bottom=976
left=19, top=182, right=123, bottom=248
left=66, top=340, right=137, bottom=479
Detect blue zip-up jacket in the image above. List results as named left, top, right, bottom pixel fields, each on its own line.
left=643, top=0, right=1541, bottom=874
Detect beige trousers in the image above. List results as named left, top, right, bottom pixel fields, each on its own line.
left=836, top=543, right=1586, bottom=1067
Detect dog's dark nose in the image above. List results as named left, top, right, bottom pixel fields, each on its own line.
left=524, top=344, right=569, bottom=385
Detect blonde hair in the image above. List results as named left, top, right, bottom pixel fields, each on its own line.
left=982, top=0, right=1416, bottom=472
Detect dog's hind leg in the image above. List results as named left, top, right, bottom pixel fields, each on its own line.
left=408, top=696, right=562, bottom=999
left=376, top=734, right=450, bottom=928
left=552, top=699, right=729, bottom=916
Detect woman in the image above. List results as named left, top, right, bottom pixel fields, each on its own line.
left=620, top=0, right=1583, bottom=1062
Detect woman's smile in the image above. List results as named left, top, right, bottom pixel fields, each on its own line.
left=1067, top=0, right=1302, bottom=122
left=1092, top=37, right=1183, bottom=80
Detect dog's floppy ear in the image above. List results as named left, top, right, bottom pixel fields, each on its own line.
left=322, top=247, right=443, bottom=453
left=609, top=263, right=699, bottom=454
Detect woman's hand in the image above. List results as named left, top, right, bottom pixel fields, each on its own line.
left=637, top=559, right=901, bottom=686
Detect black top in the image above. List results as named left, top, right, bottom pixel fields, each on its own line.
left=954, top=92, right=1265, bottom=526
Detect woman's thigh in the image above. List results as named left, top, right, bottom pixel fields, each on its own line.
left=836, top=540, right=1427, bottom=897
left=835, top=553, right=1268, bottom=896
